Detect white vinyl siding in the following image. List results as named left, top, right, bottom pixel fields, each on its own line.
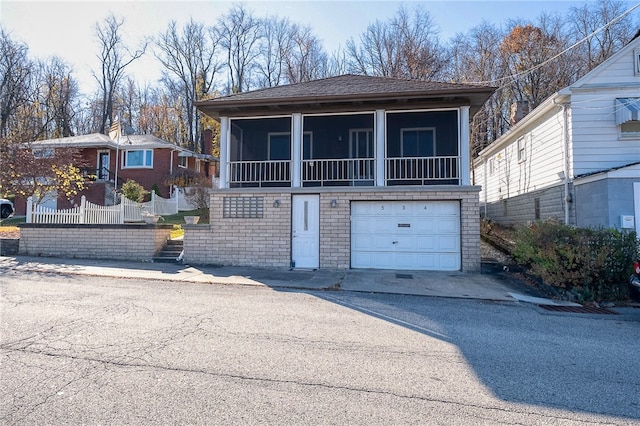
left=571, top=91, right=640, bottom=176
left=477, top=107, right=566, bottom=205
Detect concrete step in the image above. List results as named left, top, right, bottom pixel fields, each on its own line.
left=153, top=239, right=184, bottom=263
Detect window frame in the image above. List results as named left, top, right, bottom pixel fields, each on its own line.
left=267, top=132, right=291, bottom=161
left=178, top=156, right=188, bottom=169
left=33, top=148, right=55, bottom=158
left=122, top=149, right=153, bottom=169
left=517, top=137, right=526, bottom=163
left=400, top=127, right=436, bottom=157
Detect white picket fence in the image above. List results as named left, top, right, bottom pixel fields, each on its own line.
left=26, top=192, right=179, bottom=224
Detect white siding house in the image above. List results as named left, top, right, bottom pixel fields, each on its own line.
left=474, top=35, right=640, bottom=235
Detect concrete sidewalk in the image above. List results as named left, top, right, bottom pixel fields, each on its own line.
left=0, top=255, right=570, bottom=304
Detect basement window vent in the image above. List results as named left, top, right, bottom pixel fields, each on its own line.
left=223, top=197, right=264, bottom=219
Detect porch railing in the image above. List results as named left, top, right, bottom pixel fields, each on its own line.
left=302, top=158, right=375, bottom=186
left=225, top=156, right=460, bottom=187
left=228, top=160, right=290, bottom=186
left=386, top=156, right=460, bottom=185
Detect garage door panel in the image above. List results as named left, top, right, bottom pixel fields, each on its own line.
left=351, top=201, right=461, bottom=271
left=437, top=236, right=460, bottom=252
left=414, top=220, right=437, bottom=232
left=436, top=218, right=460, bottom=233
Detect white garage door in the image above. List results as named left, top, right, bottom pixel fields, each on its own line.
left=351, top=201, right=461, bottom=271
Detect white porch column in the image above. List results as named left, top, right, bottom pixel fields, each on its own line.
left=292, top=113, right=302, bottom=187
left=459, top=106, right=471, bottom=185
left=375, top=109, right=385, bottom=187
left=219, top=116, right=230, bottom=189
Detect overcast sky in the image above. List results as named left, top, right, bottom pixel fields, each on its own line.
left=2, top=0, right=637, bottom=95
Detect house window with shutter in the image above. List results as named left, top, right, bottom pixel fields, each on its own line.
left=634, top=49, right=640, bottom=76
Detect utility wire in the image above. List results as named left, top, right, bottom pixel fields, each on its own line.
left=469, top=2, right=640, bottom=88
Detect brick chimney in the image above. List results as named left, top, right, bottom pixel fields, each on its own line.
left=510, top=101, right=530, bottom=126
left=201, top=128, right=213, bottom=156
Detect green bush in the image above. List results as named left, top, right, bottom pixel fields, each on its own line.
left=121, top=180, right=148, bottom=203
left=512, top=221, right=638, bottom=302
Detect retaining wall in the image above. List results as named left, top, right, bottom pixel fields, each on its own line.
left=18, top=224, right=173, bottom=261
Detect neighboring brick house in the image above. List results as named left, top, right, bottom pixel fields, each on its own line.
left=13, top=132, right=217, bottom=215
left=186, top=74, right=495, bottom=272
left=473, top=35, right=640, bottom=235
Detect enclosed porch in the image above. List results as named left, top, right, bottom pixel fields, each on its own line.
left=219, top=108, right=470, bottom=189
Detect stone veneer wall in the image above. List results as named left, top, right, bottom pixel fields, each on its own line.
left=184, top=186, right=481, bottom=272
left=19, top=224, right=172, bottom=261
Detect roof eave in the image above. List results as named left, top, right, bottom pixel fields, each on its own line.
left=197, top=87, right=496, bottom=119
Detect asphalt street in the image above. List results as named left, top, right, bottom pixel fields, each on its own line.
left=1, top=271, right=639, bottom=425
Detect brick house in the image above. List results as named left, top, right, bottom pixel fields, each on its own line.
left=14, top=132, right=217, bottom=215
left=187, top=74, right=495, bottom=271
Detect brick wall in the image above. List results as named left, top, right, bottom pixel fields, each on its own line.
left=18, top=224, right=172, bottom=261
left=184, top=186, right=481, bottom=272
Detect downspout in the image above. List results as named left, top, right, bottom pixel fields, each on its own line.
left=560, top=103, right=570, bottom=225
left=169, top=149, right=175, bottom=197
left=482, top=155, right=488, bottom=217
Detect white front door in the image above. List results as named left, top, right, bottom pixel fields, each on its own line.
left=292, top=194, right=319, bottom=269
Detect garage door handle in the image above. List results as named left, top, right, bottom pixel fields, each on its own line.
left=398, top=223, right=410, bottom=228
left=392, top=241, right=398, bottom=244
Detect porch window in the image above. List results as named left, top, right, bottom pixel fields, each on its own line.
left=350, top=129, right=374, bottom=158
left=302, top=113, right=375, bottom=186
left=386, top=110, right=460, bottom=185
left=123, top=149, right=153, bottom=168
left=178, top=156, right=188, bottom=168
left=228, top=116, right=292, bottom=187
left=401, top=128, right=435, bottom=157
left=268, top=133, right=291, bottom=160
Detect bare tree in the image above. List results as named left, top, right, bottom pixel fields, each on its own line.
left=569, top=0, right=636, bottom=73
left=283, top=24, right=329, bottom=83
left=255, top=15, right=291, bottom=88
left=217, top=3, right=262, bottom=93
left=93, top=13, right=146, bottom=134
left=137, top=85, right=185, bottom=143
left=448, top=22, right=508, bottom=154
left=153, top=19, right=222, bottom=149
left=0, top=27, right=33, bottom=141
left=346, top=5, right=446, bottom=80
left=38, top=57, right=79, bottom=138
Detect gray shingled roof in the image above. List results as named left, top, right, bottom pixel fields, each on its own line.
left=196, top=74, right=495, bottom=117
left=30, top=133, right=184, bottom=150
